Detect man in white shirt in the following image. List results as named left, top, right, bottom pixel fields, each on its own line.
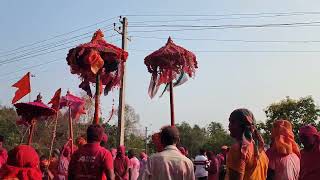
left=142, top=126, right=195, bottom=180
left=194, top=149, right=209, bottom=180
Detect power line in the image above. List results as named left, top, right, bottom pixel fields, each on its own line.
left=129, top=21, right=320, bottom=28
left=131, top=35, right=320, bottom=43
left=129, top=48, right=320, bottom=53
left=0, top=33, right=118, bottom=65
left=0, top=38, right=122, bottom=81
left=125, top=11, right=320, bottom=17
left=0, top=57, right=64, bottom=78
left=0, top=16, right=118, bottom=56
left=0, top=25, right=115, bottom=58
left=129, top=13, right=320, bottom=24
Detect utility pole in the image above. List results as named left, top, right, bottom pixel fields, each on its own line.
left=117, top=17, right=128, bottom=146
left=145, top=127, right=148, bottom=154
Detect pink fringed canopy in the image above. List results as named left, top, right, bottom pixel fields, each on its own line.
left=144, top=37, right=198, bottom=87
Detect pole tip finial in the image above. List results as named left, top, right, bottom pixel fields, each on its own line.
left=35, top=93, right=42, bottom=102
left=167, top=37, right=173, bottom=44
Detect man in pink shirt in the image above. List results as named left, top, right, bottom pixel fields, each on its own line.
left=128, top=149, right=140, bottom=180
left=142, top=126, right=195, bottom=180
left=114, top=145, right=130, bottom=180
left=68, top=124, right=114, bottom=180
left=0, top=135, right=8, bottom=169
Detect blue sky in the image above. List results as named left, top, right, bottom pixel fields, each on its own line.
left=1, top=0, right=320, bottom=134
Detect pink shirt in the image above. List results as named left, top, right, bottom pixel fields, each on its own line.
left=142, top=145, right=195, bottom=180
left=68, top=143, right=113, bottom=180
left=114, top=155, right=130, bottom=180
left=129, top=157, right=140, bottom=180
left=268, top=153, right=300, bottom=180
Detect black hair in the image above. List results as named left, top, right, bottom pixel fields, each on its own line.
left=87, top=124, right=104, bottom=143
left=199, top=148, right=206, bottom=155
left=128, top=149, right=135, bottom=157
left=160, top=126, right=180, bottom=146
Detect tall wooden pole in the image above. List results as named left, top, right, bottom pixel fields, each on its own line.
left=93, top=71, right=101, bottom=124
left=27, top=118, right=36, bottom=145
left=68, top=106, right=74, bottom=154
left=117, top=17, right=128, bottom=146
left=145, top=126, right=148, bottom=154
left=170, top=82, right=175, bottom=126
left=49, top=114, right=59, bottom=158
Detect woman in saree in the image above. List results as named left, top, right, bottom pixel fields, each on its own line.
left=226, top=108, right=269, bottom=180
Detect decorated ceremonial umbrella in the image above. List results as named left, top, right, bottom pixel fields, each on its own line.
left=66, top=29, right=128, bottom=124
left=60, top=91, right=86, bottom=153
left=144, top=37, right=198, bottom=126
left=14, top=93, right=56, bottom=145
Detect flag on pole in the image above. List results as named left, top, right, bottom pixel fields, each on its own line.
left=12, top=72, right=31, bottom=104
left=48, top=88, right=62, bottom=111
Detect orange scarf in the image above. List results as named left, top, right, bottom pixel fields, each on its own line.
left=271, top=120, right=300, bottom=157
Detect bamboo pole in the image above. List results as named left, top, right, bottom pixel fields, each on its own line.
left=68, top=106, right=74, bottom=154
left=169, top=81, right=175, bottom=126
left=27, top=118, right=36, bottom=145
left=48, top=114, right=59, bottom=159
left=93, top=71, right=101, bottom=124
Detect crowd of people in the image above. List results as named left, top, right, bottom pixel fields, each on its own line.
left=0, top=108, right=319, bottom=180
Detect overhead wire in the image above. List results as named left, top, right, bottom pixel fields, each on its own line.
left=0, top=33, right=119, bottom=66
left=130, top=35, right=320, bottom=43
left=128, top=21, right=320, bottom=28
left=129, top=13, right=320, bottom=24
left=0, top=16, right=118, bottom=56
left=0, top=25, right=115, bottom=59
left=0, top=38, right=122, bottom=81
left=0, top=57, right=64, bottom=77
left=129, top=48, right=320, bottom=53
left=124, top=11, right=320, bottom=17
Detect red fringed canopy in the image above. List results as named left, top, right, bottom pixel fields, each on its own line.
left=66, top=29, right=128, bottom=95
left=144, top=37, right=198, bottom=86
left=14, top=96, right=56, bottom=124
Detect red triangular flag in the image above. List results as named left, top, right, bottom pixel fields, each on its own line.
left=12, top=72, right=31, bottom=104
left=48, top=88, right=62, bottom=110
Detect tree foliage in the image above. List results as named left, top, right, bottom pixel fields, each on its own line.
left=258, top=96, right=320, bottom=144
left=176, top=121, right=233, bottom=157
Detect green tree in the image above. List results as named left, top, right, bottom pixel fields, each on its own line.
left=204, top=122, right=234, bottom=153
left=176, top=122, right=207, bottom=157
left=261, top=96, right=320, bottom=144
left=0, top=106, right=22, bottom=149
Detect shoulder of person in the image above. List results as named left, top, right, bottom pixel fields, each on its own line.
left=195, top=155, right=206, bottom=160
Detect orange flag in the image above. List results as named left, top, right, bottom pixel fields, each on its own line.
left=12, top=72, right=31, bottom=104
left=48, top=88, right=62, bottom=110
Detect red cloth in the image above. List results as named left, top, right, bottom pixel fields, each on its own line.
left=0, top=148, right=8, bottom=168
left=60, top=92, right=86, bottom=121
left=1, top=145, right=42, bottom=180
left=12, top=72, right=31, bottom=104
left=101, top=133, right=108, bottom=143
left=68, top=143, right=113, bottom=180
left=178, top=147, right=186, bottom=156
left=48, top=88, right=62, bottom=110
left=208, top=157, right=220, bottom=180
left=299, top=125, right=318, bottom=137
left=114, top=155, right=130, bottom=180
left=299, top=145, right=320, bottom=180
